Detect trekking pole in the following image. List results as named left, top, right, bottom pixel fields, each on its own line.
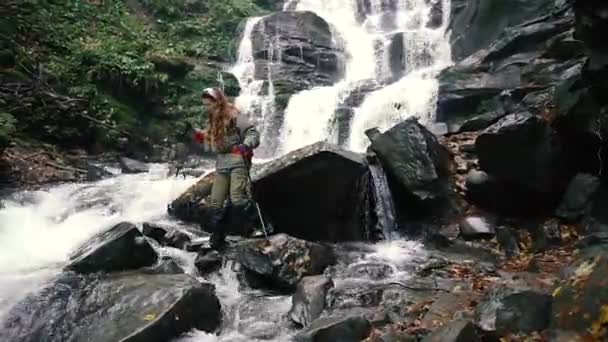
left=242, top=155, right=269, bottom=240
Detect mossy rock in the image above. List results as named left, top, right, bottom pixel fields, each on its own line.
left=273, top=80, right=298, bottom=96
left=148, top=54, right=194, bottom=78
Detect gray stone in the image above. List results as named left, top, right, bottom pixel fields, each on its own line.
left=67, top=222, right=157, bottom=274
left=294, top=316, right=371, bottom=342
left=289, top=275, right=334, bottom=327
left=0, top=272, right=221, bottom=342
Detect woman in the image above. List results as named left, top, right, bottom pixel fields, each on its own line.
left=193, top=87, right=260, bottom=249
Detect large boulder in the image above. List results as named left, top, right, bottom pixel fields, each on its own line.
left=473, top=112, right=574, bottom=213
left=119, top=157, right=149, bottom=174
left=169, top=143, right=376, bottom=242
left=368, top=118, right=451, bottom=209
left=495, top=291, right=552, bottom=334
left=0, top=272, right=221, bottom=342
left=474, top=283, right=546, bottom=333
left=289, top=275, right=335, bottom=327
left=465, top=170, right=552, bottom=216
left=294, top=316, right=372, bottom=342
left=555, top=173, right=601, bottom=221
left=252, top=142, right=373, bottom=242
left=251, top=11, right=344, bottom=95
left=234, top=234, right=336, bottom=292
left=67, top=222, right=158, bottom=274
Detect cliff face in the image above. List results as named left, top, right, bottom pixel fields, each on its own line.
left=434, top=0, right=608, bottom=217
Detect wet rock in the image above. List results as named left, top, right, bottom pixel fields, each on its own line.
left=252, top=142, right=372, bottom=242
left=327, top=282, right=385, bottom=311
left=164, top=229, right=191, bottom=249
left=344, top=262, right=395, bottom=280
left=195, top=250, right=223, bottom=275
left=369, top=117, right=451, bottom=204
left=294, top=316, right=372, bottom=342
left=556, top=173, right=601, bottom=221
left=388, top=32, right=406, bottom=80
left=448, top=0, right=561, bottom=61
left=495, top=291, right=552, bottom=334
left=422, top=320, right=481, bottom=342
left=119, top=156, right=149, bottom=174
left=465, top=170, right=544, bottom=216
left=458, top=110, right=508, bottom=133
left=234, top=234, right=336, bottom=292
left=426, top=0, right=444, bottom=29
left=289, top=275, right=334, bottom=327
left=436, top=67, right=514, bottom=130
left=552, top=74, right=608, bottom=176
left=251, top=11, right=344, bottom=92
left=459, top=216, right=496, bottom=240
left=0, top=272, right=221, bottom=342
left=142, top=223, right=192, bottom=249
left=145, top=257, right=184, bottom=275
left=142, top=222, right=169, bottom=242
left=168, top=171, right=215, bottom=225
left=475, top=113, right=574, bottom=211
left=67, top=222, right=157, bottom=274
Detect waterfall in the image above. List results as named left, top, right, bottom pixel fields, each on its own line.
left=369, top=163, right=398, bottom=240
left=348, top=0, right=453, bottom=151
left=230, top=0, right=452, bottom=157
left=231, top=17, right=279, bottom=158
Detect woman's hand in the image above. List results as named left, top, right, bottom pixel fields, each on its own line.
left=231, top=144, right=253, bottom=159
left=193, top=128, right=205, bottom=143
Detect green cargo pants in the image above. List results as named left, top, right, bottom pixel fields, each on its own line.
left=208, top=167, right=251, bottom=209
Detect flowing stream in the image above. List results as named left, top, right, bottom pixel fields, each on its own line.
left=0, top=166, right=427, bottom=341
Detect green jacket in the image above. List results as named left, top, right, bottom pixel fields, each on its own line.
left=214, top=115, right=260, bottom=172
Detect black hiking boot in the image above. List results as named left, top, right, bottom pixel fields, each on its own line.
left=205, top=208, right=227, bottom=250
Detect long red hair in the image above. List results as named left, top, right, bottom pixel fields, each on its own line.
left=203, top=88, right=238, bottom=146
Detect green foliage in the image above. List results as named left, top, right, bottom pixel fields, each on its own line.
left=142, top=0, right=263, bottom=59
left=1, top=0, right=263, bottom=151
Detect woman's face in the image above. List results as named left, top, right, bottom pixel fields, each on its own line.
left=202, top=97, right=214, bottom=106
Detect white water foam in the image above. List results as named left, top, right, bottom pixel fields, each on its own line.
left=0, top=165, right=198, bottom=320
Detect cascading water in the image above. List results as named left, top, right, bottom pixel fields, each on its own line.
left=230, top=0, right=452, bottom=156
left=348, top=0, right=452, bottom=151
left=369, top=163, right=398, bottom=240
